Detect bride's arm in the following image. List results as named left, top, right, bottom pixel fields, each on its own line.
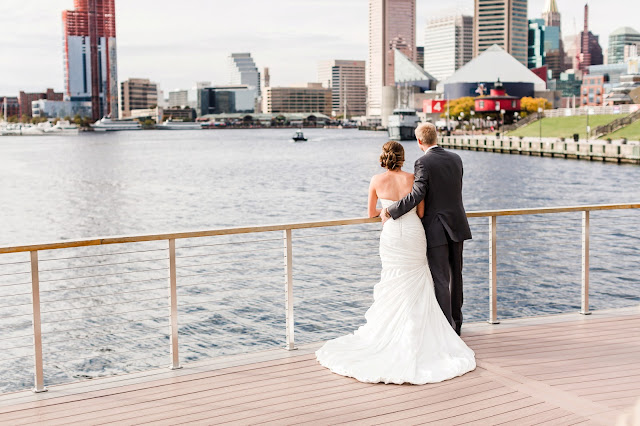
left=368, top=177, right=381, bottom=218
left=417, top=199, right=425, bottom=218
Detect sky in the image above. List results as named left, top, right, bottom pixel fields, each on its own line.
left=1, top=0, right=638, bottom=96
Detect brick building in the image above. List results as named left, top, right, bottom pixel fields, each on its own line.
left=1, top=96, right=20, bottom=119
left=18, top=89, right=64, bottom=117
left=580, top=75, right=605, bottom=106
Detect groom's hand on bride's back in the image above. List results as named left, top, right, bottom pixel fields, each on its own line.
left=380, top=208, right=391, bottom=224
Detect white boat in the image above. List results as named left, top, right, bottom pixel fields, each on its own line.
left=91, top=117, right=142, bottom=132
left=0, top=123, right=44, bottom=136
left=36, top=120, right=80, bottom=135
left=387, top=109, right=420, bottom=141
left=157, top=119, right=202, bottom=130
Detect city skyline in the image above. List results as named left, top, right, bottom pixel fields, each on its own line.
left=0, top=0, right=638, bottom=96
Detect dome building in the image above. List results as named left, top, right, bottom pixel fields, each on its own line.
left=438, top=44, right=546, bottom=99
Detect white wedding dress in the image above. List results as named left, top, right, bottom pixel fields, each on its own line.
left=315, top=199, right=476, bottom=385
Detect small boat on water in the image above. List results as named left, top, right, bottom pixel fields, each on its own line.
left=292, top=130, right=307, bottom=142
left=92, top=117, right=142, bottom=132
left=157, top=119, right=202, bottom=130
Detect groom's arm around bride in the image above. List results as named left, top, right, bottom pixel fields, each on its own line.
left=381, top=123, right=472, bottom=335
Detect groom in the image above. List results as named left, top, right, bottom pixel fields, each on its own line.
left=381, top=123, right=472, bottom=335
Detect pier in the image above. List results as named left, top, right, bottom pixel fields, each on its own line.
left=439, top=135, right=640, bottom=164
left=0, top=203, right=639, bottom=424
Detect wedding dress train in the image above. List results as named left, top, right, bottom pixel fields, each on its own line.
left=315, top=199, right=476, bottom=385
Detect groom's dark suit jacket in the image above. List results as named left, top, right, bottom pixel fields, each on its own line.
left=388, top=146, right=472, bottom=247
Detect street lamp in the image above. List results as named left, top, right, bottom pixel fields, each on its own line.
left=538, top=107, right=543, bottom=142
left=500, top=109, right=505, bottom=138
left=470, top=110, right=475, bottom=136
left=586, top=108, right=591, bottom=142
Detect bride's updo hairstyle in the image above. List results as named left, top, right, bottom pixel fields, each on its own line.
left=380, top=141, right=405, bottom=171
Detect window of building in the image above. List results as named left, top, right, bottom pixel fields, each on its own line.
left=479, top=100, right=485, bottom=109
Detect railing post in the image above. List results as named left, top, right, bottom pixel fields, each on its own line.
left=581, top=211, right=591, bottom=315
left=168, top=239, right=182, bottom=369
left=488, top=216, right=500, bottom=324
left=29, top=251, right=47, bottom=393
left=283, top=229, right=296, bottom=350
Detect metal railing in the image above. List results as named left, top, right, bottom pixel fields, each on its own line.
left=0, top=203, right=639, bottom=393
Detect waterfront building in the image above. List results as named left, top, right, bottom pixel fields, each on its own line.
left=198, top=86, right=257, bottom=116
left=605, top=74, right=640, bottom=105
left=474, top=79, right=521, bottom=116
left=547, top=70, right=582, bottom=98
left=119, top=78, right=158, bottom=118
left=440, top=44, right=545, bottom=99
left=576, top=4, right=603, bottom=73
left=528, top=19, right=546, bottom=70
left=262, top=84, right=332, bottom=115
left=424, top=14, right=473, bottom=82
left=473, top=0, right=529, bottom=66
left=608, top=27, right=640, bottom=65
left=162, top=107, right=197, bottom=122
left=580, top=75, right=605, bottom=106
left=416, top=47, right=424, bottom=68
left=588, top=63, right=628, bottom=88
left=229, top=53, right=260, bottom=95
left=168, top=90, right=189, bottom=108
left=32, top=100, right=92, bottom=118
left=0, top=96, right=20, bottom=119
left=18, top=89, right=63, bottom=117
left=317, top=60, right=366, bottom=117
left=367, top=0, right=416, bottom=117
left=62, top=0, right=118, bottom=121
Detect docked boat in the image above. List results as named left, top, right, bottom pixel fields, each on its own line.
left=157, top=119, right=202, bottom=130
left=292, top=130, right=307, bottom=142
left=387, top=109, right=420, bottom=141
left=91, top=117, right=142, bottom=132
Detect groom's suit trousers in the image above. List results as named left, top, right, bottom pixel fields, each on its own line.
left=427, top=235, right=464, bottom=335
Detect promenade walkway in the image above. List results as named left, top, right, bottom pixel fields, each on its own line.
left=1, top=307, right=638, bottom=425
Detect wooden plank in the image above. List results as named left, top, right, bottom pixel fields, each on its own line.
left=3, top=360, right=328, bottom=424
left=0, top=354, right=318, bottom=418
left=493, top=407, right=584, bottom=426
left=139, top=371, right=491, bottom=425
left=8, top=365, right=337, bottom=425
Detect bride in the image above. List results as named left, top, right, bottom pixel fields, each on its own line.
left=315, top=141, right=476, bottom=385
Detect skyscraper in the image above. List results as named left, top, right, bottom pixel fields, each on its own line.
left=62, top=0, right=118, bottom=121
left=541, top=0, right=565, bottom=79
left=318, top=60, right=367, bottom=117
left=528, top=19, right=546, bottom=70
left=229, top=53, right=261, bottom=96
left=367, top=0, right=416, bottom=117
left=424, top=14, right=473, bottom=82
left=608, top=27, right=640, bottom=65
left=576, top=4, right=603, bottom=73
left=473, top=0, right=529, bottom=66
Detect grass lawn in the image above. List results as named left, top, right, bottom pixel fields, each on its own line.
left=602, top=119, right=640, bottom=141
left=506, top=114, right=625, bottom=139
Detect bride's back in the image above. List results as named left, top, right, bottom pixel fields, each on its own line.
left=373, top=170, right=415, bottom=201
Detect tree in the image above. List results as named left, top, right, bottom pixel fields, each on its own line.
left=520, top=97, right=552, bottom=114
left=440, top=97, right=474, bottom=118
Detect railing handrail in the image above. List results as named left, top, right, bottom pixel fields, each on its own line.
left=1, top=203, right=639, bottom=255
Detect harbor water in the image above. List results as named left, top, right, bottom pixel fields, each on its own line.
left=1, top=128, right=639, bottom=393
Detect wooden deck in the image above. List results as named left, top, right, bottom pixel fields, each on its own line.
left=1, top=307, right=638, bottom=425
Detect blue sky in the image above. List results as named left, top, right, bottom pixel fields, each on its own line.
left=1, top=0, right=637, bottom=96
